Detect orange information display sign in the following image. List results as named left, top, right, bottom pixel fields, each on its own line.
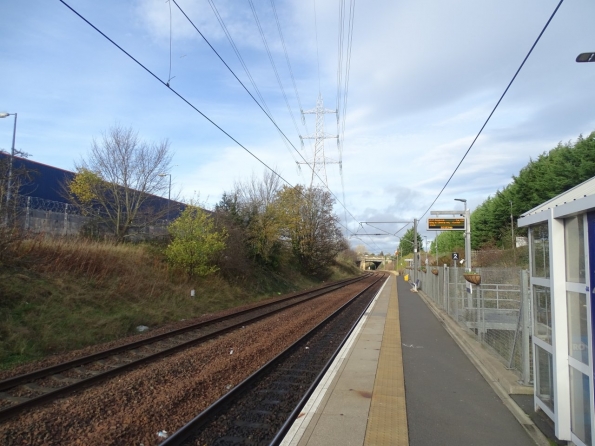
left=427, top=218, right=465, bottom=231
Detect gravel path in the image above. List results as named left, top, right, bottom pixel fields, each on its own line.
left=0, top=279, right=374, bottom=445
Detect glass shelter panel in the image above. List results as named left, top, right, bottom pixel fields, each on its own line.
left=567, top=291, right=589, bottom=365
left=534, top=285, right=552, bottom=344
left=532, top=223, right=550, bottom=278
left=565, top=215, right=586, bottom=283
left=570, top=367, right=592, bottom=446
left=536, top=345, right=555, bottom=412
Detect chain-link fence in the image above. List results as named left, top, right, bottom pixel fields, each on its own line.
left=419, top=266, right=532, bottom=385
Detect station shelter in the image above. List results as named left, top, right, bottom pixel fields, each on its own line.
left=518, top=176, right=595, bottom=446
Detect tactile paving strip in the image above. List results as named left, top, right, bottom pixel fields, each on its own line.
left=364, top=276, right=409, bottom=446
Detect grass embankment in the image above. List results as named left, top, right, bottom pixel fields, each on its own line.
left=0, top=237, right=360, bottom=370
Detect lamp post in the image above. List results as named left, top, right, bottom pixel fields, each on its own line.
left=510, top=200, right=516, bottom=264
left=455, top=198, right=471, bottom=272
left=158, top=173, right=171, bottom=223
left=576, top=52, right=595, bottom=62
left=423, top=235, right=428, bottom=266
left=0, top=112, right=17, bottom=223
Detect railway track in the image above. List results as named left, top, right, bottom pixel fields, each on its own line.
left=161, top=273, right=387, bottom=446
left=0, top=273, right=372, bottom=421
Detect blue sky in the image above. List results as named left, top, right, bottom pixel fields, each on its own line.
left=1, top=0, right=595, bottom=254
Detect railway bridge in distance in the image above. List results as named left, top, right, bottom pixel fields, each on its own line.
left=355, top=255, right=389, bottom=270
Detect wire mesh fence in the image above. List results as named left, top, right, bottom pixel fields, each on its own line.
left=418, top=266, right=532, bottom=385
left=17, top=195, right=83, bottom=215
left=12, top=195, right=169, bottom=238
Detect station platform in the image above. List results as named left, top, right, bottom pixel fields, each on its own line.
left=280, top=274, right=550, bottom=446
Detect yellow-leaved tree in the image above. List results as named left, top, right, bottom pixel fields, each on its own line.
left=166, top=205, right=227, bottom=278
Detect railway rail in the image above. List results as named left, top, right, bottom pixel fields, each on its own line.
left=162, top=273, right=387, bottom=446
left=0, top=273, right=372, bottom=422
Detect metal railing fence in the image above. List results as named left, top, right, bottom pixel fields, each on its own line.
left=418, top=266, right=532, bottom=385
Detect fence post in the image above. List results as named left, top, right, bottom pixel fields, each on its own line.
left=453, top=266, right=459, bottom=322
left=476, top=285, right=481, bottom=341
left=64, top=204, right=68, bottom=236
left=521, top=269, right=532, bottom=385
left=444, top=265, right=449, bottom=314
left=25, top=196, right=31, bottom=231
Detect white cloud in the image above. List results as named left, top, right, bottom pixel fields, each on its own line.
left=2, top=0, right=595, bottom=256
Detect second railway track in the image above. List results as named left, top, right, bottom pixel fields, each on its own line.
left=0, top=273, right=372, bottom=422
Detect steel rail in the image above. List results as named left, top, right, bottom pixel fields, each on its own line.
left=0, top=273, right=368, bottom=392
left=161, top=273, right=387, bottom=445
left=0, top=274, right=371, bottom=421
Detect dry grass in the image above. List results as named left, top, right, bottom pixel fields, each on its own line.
left=0, top=235, right=358, bottom=370
left=23, top=237, right=175, bottom=299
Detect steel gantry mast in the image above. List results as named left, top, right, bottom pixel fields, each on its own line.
left=298, top=93, right=339, bottom=187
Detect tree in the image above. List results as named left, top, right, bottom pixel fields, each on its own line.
left=166, top=205, right=227, bottom=278
left=68, top=124, right=172, bottom=241
left=354, top=245, right=366, bottom=256
left=398, top=228, right=423, bottom=256
left=233, top=170, right=283, bottom=266
left=434, top=230, right=464, bottom=252
left=464, top=131, right=595, bottom=248
left=276, top=185, right=347, bottom=276
left=212, top=191, right=253, bottom=278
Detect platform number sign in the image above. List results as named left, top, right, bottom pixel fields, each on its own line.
left=452, top=252, right=459, bottom=261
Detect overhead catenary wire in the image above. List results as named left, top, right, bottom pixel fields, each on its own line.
left=336, top=0, right=346, bottom=227
left=57, top=0, right=378, bottom=248
left=184, top=0, right=299, bottom=165
left=313, top=0, right=321, bottom=93
left=417, top=0, right=565, bottom=221
left=57, top=1, right=293, bottom=188
left=247, top=0, right=302, bottom=139
left=268, top=0, right=315, bottom=158
left=269, top=0, right=305, bottom=122
left=170, top=0, right=376, bottom=246
left=335, top=0, right=356, bottom=230
left=171, top=2, right=331, bottom=193
left=167, top=0, right=174, bottom=85
left=206, top=0, right=299, bottom=165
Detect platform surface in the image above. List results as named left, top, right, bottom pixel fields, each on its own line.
left=281, top=274, right=539, bottom=446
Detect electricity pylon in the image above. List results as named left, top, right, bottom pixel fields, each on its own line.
left=298, top=93, right=339, bottom=188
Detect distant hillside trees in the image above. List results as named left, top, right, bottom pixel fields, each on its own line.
left=68, top=124, right=172, bottom=241
left=436, top=131, right=595, bottom=250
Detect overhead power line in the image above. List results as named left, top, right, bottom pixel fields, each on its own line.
left=169, top=0, right=375, bottom=244
left=247, top=0, right=302, bottom=138
left=172, top=0, right=357, bottom=234
left=335, top=0, right=356, bottom=230
left=57, top=0, right=378, bottom=248
left=57, top=1, right=293, bottom=188
left=205, top=0, right=299, bottom=165
left=417, top=0, right=565, bottom=221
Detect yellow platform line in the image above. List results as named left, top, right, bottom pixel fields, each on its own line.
left=364, top=276, right=409, bottom=446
